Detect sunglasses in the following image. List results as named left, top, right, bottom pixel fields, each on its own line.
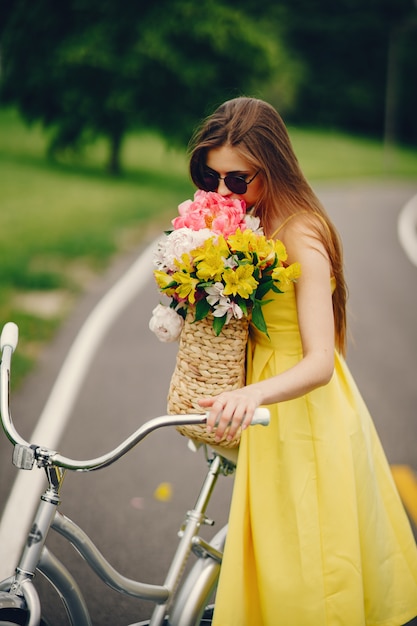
left=201, top=169, right=260, bottom=195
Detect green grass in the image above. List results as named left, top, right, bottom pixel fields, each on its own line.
left=289, top=126, right=417, bottom=180
left=0, top=109, right=193, bottom=385
left=0, top=107, right=416, bottom=386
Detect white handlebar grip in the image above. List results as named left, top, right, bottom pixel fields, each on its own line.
left=1, top=322, right=19, bottom=352
left=251, top=407, right=270, bottom=427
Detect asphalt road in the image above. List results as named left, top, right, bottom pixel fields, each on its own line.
left=0, top=180, right=416, bottom=625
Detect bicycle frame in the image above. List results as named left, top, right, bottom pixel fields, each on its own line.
left=0, top=322, right=269, bottom=626
left=0, top=448, right=231, bottom=626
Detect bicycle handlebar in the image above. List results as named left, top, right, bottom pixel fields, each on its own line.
left=0, top=322, right=270, bottom=472
left=52, top=408, right=269, bottom=471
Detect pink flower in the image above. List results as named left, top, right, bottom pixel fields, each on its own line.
left=172, top=190, right=247, bottom=237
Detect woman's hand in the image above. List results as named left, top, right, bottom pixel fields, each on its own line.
left=199, top=387, right=261, bottom=442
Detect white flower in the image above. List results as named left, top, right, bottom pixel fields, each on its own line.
left=243, top=214, right=263, bottom=234
left=223, top=254, right=239, bottom=269
left=212, top=297, right=244, bottom=323
left=153, top=227, right=212, bottom=272
left=205, top=284, right=244, bottom=323
left=205, top=282, right=225, bottom=306
left=149, top=304, right=184, bottom=342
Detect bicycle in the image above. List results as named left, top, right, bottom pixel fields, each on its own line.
left=0, top=322, right=269, bottom=626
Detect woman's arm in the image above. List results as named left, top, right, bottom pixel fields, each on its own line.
left=199, top=219, right=336, bottom=442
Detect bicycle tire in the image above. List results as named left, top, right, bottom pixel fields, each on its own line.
left=132, top=606, right=215, bottom=625
left=0, top=607, right=50, bottom=626
left=198, top=604, right=215, bottom=624
left=167, top=525, right=227, bottom=626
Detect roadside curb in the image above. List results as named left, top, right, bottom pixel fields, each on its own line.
left=398, top=193, right=417, bottom=267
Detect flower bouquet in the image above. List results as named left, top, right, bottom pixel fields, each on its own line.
left=150, top=190, right=300, bottom=447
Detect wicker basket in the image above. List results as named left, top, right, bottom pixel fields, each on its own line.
left=167, top=312, right=250, bottom=448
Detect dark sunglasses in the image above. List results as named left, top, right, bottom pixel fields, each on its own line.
left=201, top=169, right=260, bottom=195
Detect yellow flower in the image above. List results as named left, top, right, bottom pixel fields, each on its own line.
left=192, top=235, right=229, bottom=261
left=227, top=229, right=257, bottom=255
left=273, top=239, right=288, bottom=262
left=196, top=257, right=225, bottom=281
left=285, top=262, right=301, bottom=281
left=252, top=236, right=276, bottom=264
left=272, top=262, right=301, bottom=289
left=174, top=252, right=195, bottom=274
left=154, top=270, right=175, bottom=292
left=223, top=265, right=257, bottom=298
left=192, top=237, right=228, bottom=281
left=171, top=271, right=199, bottom=304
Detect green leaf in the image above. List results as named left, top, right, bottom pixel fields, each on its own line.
left=256, top=278, right=274, bottom=300
left=213, top=315, right=227, bottom=336
left=195, top=298, right=211, bottom=321
left=163, top=279, right=177, bottom=289
left=252, top=302, right=269, bottom=337
left=239, top=299, right=248, bottom=316
left=170, top=300, right=187, bottom=319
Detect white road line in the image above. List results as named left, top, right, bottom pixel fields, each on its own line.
left=0, top=240, right=158, bottom=579
left=398, top=194, right=417, bottom=267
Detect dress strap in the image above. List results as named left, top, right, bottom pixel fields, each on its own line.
left=270, top=210, right=332, bottom=239
left=270, top=212, right=308, bottom=239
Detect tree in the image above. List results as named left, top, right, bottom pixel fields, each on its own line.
left=275, top=0, right=417, bottom=144
left=0, top=0, right=289, bottom=174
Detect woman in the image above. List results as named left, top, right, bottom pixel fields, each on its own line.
left=189, top=97, right=417, bottom=625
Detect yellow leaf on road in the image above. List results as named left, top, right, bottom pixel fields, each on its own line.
left=154, top=482, right=173, bottom=502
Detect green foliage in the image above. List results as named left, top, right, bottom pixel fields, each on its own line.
left=252, top=301, right=269, bottom=337
left=212, top=315, right=227, bottom=337
left=0, top=0, right=283, bottom=173
left=2, top=0, right=416, bottom=162
left=0, top=105, right=193, bottom=385
left=272, top=0, right=417, bottom=144
left=195, top=298, right=211, bottom=322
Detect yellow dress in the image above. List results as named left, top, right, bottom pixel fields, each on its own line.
left=212, top=284, right=417, bottom=626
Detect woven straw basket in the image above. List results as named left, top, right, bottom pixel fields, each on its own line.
left=167, top=312, right=250, bottom=448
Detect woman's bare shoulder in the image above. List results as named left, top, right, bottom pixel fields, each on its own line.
left=272, top=211, right=328, bottom=242
left=276, top=212, right=330, bottom=265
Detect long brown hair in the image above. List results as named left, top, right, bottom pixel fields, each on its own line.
left=189, top=97, right=347, bottom=354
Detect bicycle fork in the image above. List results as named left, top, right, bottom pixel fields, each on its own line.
left=0, top=463, right=67, bottom=626
left=149, top=453, right=226, bottom=626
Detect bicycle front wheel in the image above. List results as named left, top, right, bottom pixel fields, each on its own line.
left=168, top=525, right=227, bottom=626
left=132, top=606, right=215, bottom=626
left=198, top=604, right=214, bottom=624
left=0, top=608, right=50, bottom=626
